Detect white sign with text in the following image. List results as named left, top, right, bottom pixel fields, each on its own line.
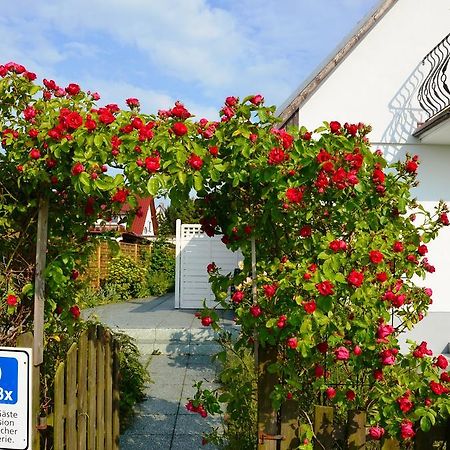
left=0, top=347, right=32, bottom=450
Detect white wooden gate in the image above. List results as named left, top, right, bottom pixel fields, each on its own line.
left=175, top=220, right=243, bottom=309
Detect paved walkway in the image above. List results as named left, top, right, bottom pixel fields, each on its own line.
left=83, top=293, right=235, bottom=449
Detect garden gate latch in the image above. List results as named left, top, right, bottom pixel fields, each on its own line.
left=259, top=432, right=285, bottom=444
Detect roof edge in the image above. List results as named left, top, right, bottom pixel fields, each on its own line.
left=277, top=0, right=399, bottom=126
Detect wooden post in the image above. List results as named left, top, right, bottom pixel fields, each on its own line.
left=314, top=405, right=334, bottom=449
left=33, top=195, right=49, bottom=366
left=16, top=332, right=40, bottom=450
left=280, top=400, right=300, bottom=450
left=347, top=410, right=366, bottom=449
left=381, top=438, right=400, bottom=449
left=258, top=345, right=280, bottom=450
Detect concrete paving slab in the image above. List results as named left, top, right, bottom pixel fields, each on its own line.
left=171, top=434, right=216, bottom=450
left=124, top=413, right=177, bottom=435
left=135, top=397, right=180, bottom=415
left=120, top=433, right=173, bottom=450
left=174, top=413, right=223, bottom=435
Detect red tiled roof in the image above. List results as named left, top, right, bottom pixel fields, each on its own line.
left=120, top=197, right=158, bottom=236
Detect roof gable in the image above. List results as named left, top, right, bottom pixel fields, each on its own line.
left=277, top=0, right=398, bottom=126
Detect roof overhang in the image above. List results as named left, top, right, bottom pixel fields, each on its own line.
left=413, top=107, right=450, bottom=145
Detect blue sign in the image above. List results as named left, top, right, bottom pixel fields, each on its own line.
left=0, top=356, right=19, bottom=405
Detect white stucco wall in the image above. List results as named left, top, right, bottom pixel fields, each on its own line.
left=295, top=0, right=450, bottom=315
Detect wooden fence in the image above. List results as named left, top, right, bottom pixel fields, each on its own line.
left=83, top=241, right=149, bottom=288
left=267, top=404, right=450, bottom=449
left=16, top=326, right=120, bottom=449
left=52, top=325, right=120, bottom=450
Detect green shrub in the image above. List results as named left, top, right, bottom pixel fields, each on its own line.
left=105, top=255, right=147, bottom=300
left=141, top=240, right=175, bottom=295
left=114, top=331, right=152, bottom=432
left=146, top=271, right=173, bottom=296
left=199, top=337, right=257, bottom=449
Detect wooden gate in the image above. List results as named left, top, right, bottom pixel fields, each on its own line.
left=52, top=325, right=120, bottom=450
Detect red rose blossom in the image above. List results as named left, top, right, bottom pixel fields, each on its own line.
left=201, top=316, right=213, bottom=327
left=435, top=355, right=449, bottom=370
left=368, top=426, right=385, bottom=440
left=187, top=154, right=203, bottom=171
left=250, top=305, right=262, bottom=318
left=286, top=337, right=298, bottom=349
left=111, top=188, right=129, bottom=203
left=316, top=281, right=334, bottom=296
left=393, top=241, right=404, bottom=252
left=400, top=420, right=415, bottom=440
left=71, top=162, right=85, bottom=176
left=145, top=156, right=160, bottom=173
left=347, top=270, right=364, bottom=287
left=267, top=147, right=286, bottom=165
left=172, top=122, right=188, bottom=136
left=286, top=187, right=303, bottom=204
left=329, top=121, right=341, bottom=134
left=6, top=294, right=18, bottom=307
left=335, top=346, right=350, bottom=361
left=232, top=291, right=244, bottom=304
left=263, top=284, right=277, bottom=298
left=325, top=387, right=336, bottom=399
left=369, top=250, right=384, bottom=264
left=65, top=83, right=81, bottom=96
left=126, top=97, right=140, bottom=108
left=250, top=94, right=264, bottom=105
left=69, top=305, right=81, bottom=320
left=303, top=300, right=316, bottom=314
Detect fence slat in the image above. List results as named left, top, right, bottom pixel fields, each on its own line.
left=77, top=330, right=88, bottom=450
left=96, top=327, right=106, bottom=450
left=112, top=339, right=120, bottom=450
left=347, top=410, right=366, bottom=449
left=88, top=326, right=98, bottom=450
left=54, top=362, right=65, bottom=450
left=16, top=332, right=40, bottom=450
left=104, top=330, right=113, bottom=450
left=66, top=343, right=78, bottom=450
left=314, top=406, right=334, bottom=449
left=280, top=399, right=300, bottom=450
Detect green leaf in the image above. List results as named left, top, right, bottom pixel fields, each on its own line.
left=94, top=134, right=103, bottom=148
left=94, top=177, right=115, bottom=191
left=194, top=173, right=203, bottom=192
left=147, top=177, right=160, bottom=196
left=420, top=416, right=431, bottom=432
left=177, top=171, right=187, bottom=185
left=317, top=296, right=332, bottom=313
left=79, top=172, right=90, bottom=188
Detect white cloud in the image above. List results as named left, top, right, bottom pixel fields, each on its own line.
left=0, top=0, right=380, bottom=111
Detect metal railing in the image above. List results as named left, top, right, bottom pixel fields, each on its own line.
left=418, top=33, right=450, bottom=120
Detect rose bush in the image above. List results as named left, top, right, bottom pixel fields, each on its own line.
left=1, top=62, right=450, bottom=446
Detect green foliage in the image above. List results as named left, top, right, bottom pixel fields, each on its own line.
left=142, top=240, right=175, bottom=296
left=114, top=331, right=152, bottom=432
left=75, top=283, right=123, bottom=309
left=104, top=255, right=147, bottom=300
left=188, top=334, right=257, bottom=449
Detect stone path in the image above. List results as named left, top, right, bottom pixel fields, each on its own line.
left=82, top=293, right=236, bottom=449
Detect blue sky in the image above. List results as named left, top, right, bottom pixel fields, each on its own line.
left=1, top=0, right=379, bottom=119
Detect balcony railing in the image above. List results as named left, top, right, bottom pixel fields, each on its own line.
left=418, top=33, right=450, bottom=121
